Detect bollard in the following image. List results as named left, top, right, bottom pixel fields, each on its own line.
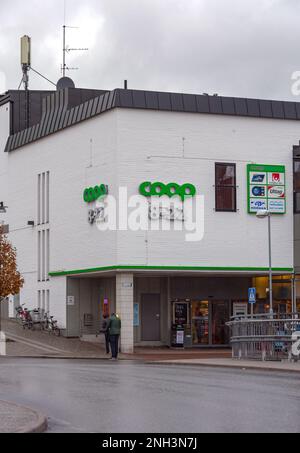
left=291, top=332, right=300, bottom=361
left=0, top=331, right=6, bottom=356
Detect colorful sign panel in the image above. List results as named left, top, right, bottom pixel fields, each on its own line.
left=247, top=164, right=286, bottom=214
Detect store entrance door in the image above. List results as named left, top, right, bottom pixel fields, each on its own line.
left=191, top=301, right=209, bottom=345
left=211, top=301, right=230, bottom=345
left=141, top=294, right=161, bottom=341
left=191, top=300, right=230, bottom=346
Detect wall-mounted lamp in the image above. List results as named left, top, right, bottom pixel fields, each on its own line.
left=0, top=202, right=8, bottom=213
left=27, top=221, right=35, bottom=227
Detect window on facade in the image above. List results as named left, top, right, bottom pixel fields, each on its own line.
left=215, top=163, right=237, bottom=212
left=294, top=160, right=300, bottom=213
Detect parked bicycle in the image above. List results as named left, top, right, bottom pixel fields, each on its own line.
left=43, top=312, right=61, bottom=336
left=15, top=304, right=26, bottom=322
left=15, top=304, right=33, bottom=330
left=16, top=304, right=33, bottom=330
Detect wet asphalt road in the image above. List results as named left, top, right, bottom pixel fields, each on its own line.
left=0, top=359, right=299, bottom=433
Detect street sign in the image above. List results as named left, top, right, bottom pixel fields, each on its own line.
left=248, top=288, right=256, bottom=305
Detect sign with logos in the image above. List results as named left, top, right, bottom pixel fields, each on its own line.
left=247, top=164, right=286, bottom=214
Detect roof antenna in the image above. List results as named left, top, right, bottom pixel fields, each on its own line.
left=20, top=35, right=31, bottom=91
left=62, top=0, right=89, bottom=77
left=19, top=35, right=56, bottom=91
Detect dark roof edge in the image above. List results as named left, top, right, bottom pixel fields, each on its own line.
left=5, top=88, right=300, bottom=153
left=0, top=94, right=11, bottom=107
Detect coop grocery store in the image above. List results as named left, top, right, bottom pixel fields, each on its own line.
left=1, top=84, right=299, bottom=352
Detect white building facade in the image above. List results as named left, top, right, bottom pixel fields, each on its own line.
left=0, top=87, right=298, bottom=352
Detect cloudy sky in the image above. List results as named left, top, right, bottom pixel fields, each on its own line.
left=1, top=0, right=300, bottom=101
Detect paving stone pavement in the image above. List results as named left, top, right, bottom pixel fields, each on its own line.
left=3, top=319, right=297, bottom=372
left=1, top=320, right=108, bottom=358
left=1, top=319, right=232, bottom=360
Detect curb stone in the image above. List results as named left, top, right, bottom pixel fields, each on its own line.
left=0, top=401, right=48, bottom=434
left=147, top=360, right=300, bottom=374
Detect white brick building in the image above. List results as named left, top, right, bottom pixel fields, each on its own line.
left=0, top=85, right=299, bottom=352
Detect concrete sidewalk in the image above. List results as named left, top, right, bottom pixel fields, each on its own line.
left=1, top=320, right=109, bottom=358
left=4, top=319, right=299, bottom=373
left=0, top=401, right=47, bottom=433
left=153, top=357, right=300, bottom=373
left=1, top=319, right=232, bottom=360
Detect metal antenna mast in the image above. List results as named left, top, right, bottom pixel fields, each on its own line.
left=62, top=2, right=88, bottom=77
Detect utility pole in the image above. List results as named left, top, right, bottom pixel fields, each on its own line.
left=21, top=36, right=31, bottom=129
left=256, top=210, right=273, bottom=315
left=0, top=203, right=8, bottom=333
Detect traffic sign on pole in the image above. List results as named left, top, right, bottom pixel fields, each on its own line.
left=248, top=288, right=256, bottom=305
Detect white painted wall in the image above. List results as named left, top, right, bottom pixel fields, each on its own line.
left=116, top=108, right=296, bottom=270
left=1, top=109, right=118, bottom=327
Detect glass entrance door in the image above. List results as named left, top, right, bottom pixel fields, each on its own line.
left=191, top=300, right=230, bottom=346
left=191, top=301, right=209, bottom=345
left=211, top=301, right=230, bottom=345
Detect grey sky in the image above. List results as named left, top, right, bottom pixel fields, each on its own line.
left=1, top=0, right=300, bottom=100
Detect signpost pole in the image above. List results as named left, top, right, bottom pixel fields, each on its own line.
left=249, top=288, right=256, bottom=318
left=268, top=213, right=273, bottom=315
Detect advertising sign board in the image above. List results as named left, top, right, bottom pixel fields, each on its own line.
left=247, top=164, right=286, bottom=214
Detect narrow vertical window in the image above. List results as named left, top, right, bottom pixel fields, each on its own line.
left=46, top=229, right=50, bottom=281
left=42, top=172, right=45, bottom=224
left=42, top=230, right=45, bottom=282
left=46, top=171, right=50, bottom=223
left=215, top=163, right=237, bottom=212
left=42, top=290, right=45, bottom=311
left=46, top=290, right=50, bottom=313
left=37, top=174, right=41, bottom=225
left=38, top=231, right=41, bottom=282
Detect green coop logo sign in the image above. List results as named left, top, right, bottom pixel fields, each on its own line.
left=139, top=182, right=196, bottom=201
left=83, top=184, right=109, bottom=203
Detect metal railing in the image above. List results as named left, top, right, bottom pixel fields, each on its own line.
left=227, top=313, right=300, bottom=361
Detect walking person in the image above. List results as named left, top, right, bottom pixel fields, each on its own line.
left=101, top=314, right=110, bottom=354
left=108, top=313, right=121, bottom=360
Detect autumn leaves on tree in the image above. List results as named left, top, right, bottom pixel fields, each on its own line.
left=0, top=226, right=24, bottom=302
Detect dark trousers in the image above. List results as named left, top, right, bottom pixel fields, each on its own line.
left=104, top=332, right=110, bottom=354
left=109, top=334, right=120, bottom=358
